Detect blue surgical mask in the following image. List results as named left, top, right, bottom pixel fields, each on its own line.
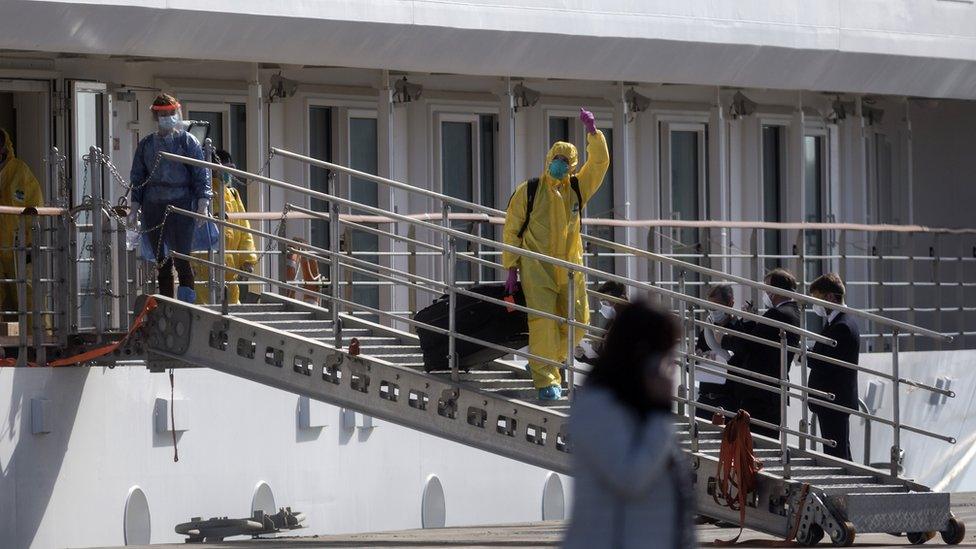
left=548, top=158, right=570, bottom=180
left=157, top=114, right=179, bottom=132
left=221, top=172, right=233, bottom=185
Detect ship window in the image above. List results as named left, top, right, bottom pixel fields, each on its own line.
left=541, top=473, right=566, bottom=521
left=421, top=475, right=446, bottom=528
left=123, top=486, right=151, bottom=545
left=251, top=481, right=276, bottom=515
left=309, top=106, right=333, bottom=251
left=762, top=124, right=786, bottom=269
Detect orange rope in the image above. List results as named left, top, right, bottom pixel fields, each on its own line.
left=712, top=410, right=763, bottom=545
left=47, top=297, right=158, bottom=367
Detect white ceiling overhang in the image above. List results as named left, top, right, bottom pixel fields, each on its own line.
left=5, top=0, right=976, bottom=99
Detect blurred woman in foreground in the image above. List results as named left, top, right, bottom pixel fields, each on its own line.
left=564, top=300, right=697, bottom=549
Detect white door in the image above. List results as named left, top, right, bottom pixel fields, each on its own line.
left=68, top=80, right=113, bottom=331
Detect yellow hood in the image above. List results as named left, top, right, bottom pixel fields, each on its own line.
left=544, top=140, right=578, bottom=182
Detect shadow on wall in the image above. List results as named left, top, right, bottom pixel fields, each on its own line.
left=0, top=366, right=91, bottom=548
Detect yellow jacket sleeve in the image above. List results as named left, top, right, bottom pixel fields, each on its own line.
left=501, top=182, right=528, bottom=269
left=575, top=130, right=610, bottom=204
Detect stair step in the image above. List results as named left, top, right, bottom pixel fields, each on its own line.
left=764, top=466, right=849, bottom=476
left=262, top=320, right=333, bottom=330
left=791, top=475, right=878, bottom=485
left=237, top=311, right=314, bottom=321
left=204, top=303, right=287, bottom=313
left=820, top=484, right=908, bottom=495
left=370, top=353, right=426, bottom=364
left=359, top=345, right=422, bottom=355
left=429, top=370, right=523, bottom=381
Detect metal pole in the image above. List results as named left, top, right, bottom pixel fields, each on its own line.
left=57, top=213, right=73, bottom=348
left=779, top=330, right=790, bottom=479
left=891, top=327, right=902, bottom=478
left=30, top=217, right=45, bottom=365
left=566, top=270, right=576, bottom=400
left=89, top=147, right=105, bottom=341
left=441, top=204, right=457, bottom=379
left=687, top=302, right=698, bottom=453
left=204, top=138, right=220, bottom=305
left=676, top=270, right=688, bottom=416
left=447, top=235, right=458, bottom=382
left=328, top=172, right=341, bottom=349
left=16, top=219, right=27, bottom=366
left=799, top=333, right=809, bottom=452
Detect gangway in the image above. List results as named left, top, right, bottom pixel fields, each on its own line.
left=117, top=149, right=965, bottom=546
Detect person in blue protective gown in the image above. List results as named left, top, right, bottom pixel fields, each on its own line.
left=127, top=93, right=212, bottom=303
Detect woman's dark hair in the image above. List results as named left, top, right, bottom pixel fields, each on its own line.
left=587, top=299, right=680, bottom=417
left=596, top=280, right=627, bottom=299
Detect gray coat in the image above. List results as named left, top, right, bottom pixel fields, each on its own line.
left=564, top=387, right=696, bottom=549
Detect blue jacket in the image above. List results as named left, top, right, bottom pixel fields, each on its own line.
left=130, top=130, right=211, bottom=205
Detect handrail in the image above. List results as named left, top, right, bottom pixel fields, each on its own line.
left=159, top=152, right=835, bottom=346
left=177, top=241, right=842, bottom=449
left=268, top=147, right=950, bottom=343
left=693, top=318, right=955, bottom=398
left=225, top=209, right=976, bottom=236
left=173, top=250, right=583, bottom=374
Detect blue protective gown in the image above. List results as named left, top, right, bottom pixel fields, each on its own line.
left=129, top=130, right=213, bottom=262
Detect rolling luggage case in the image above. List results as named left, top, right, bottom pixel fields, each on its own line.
left=414, top=284, right=528, bottom=372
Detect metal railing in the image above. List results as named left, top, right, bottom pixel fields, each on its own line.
left=154, top=148, right=958, bottom=479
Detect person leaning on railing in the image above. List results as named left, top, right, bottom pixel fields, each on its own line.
left=807, top=273, right=860, bottom=461
left=502, top=107, right=610, bottom=401
left=721, top=268, right=801, bottom=439
left=694, top=284, right=744, bottom=421
left=191, top=150, right=257, bottom=305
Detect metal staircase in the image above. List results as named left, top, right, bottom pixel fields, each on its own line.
left=119, top=147, right=967, bottom=545
left=135, top=292, right=960, bottom=545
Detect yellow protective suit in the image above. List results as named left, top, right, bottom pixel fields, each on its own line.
left=503, top=131, right=610, bottom=389
left=0, top=129, right=43, bottom=322
left=193, top=183, right=257, bottom=304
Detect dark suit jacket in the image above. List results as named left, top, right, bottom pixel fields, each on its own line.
left=722, top=301, right=801, bottom=403
left=808, top=311, right=860, bottom=411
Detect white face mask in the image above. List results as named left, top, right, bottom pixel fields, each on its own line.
left=599, top=302, right=616, bottom=320
left=762, top=292, right=773, bottom=309
left=157, top=114, right=180, bottom=132
left=812, top=304, right=828, bottom=319
left=708, top=310, right=729, bottom=325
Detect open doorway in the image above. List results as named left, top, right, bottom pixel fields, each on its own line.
left=0, top=81, right=51, bottom=199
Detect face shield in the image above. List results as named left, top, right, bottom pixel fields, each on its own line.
left=152, top=102, right=183, bottom=133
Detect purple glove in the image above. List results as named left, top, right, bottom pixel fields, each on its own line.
left=580, top=107, right=597, bottom=134
left=505, top=268, right=519, bottom=294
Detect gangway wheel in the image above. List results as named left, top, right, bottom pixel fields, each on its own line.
left=907, top=531, right=936, bottom=544
left=830, top=521, right=856, bottom=547
left=940, top=516, right=965, bottom=545
left=796, top=524, right=824, bottom=546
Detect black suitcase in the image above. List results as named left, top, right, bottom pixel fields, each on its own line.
left=414, top=284, right=529, bottom=372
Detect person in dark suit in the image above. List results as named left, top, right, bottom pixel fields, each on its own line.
left=807, top=273, right=860, bottom=460
left=722, top=268, right=801, bottom=439
left=694, top=284, right=744, bottom=421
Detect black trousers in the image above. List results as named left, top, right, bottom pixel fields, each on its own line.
left=815, top=407, right=852, bottom=461
left=742, top=396, right=780, bottom=439
left=696, top=382, right=736, bottom=422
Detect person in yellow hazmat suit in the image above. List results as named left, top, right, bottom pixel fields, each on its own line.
left=192, top=150, right=257, bottom=304
left=502, top=108, right=610, bottom=401
left=0, top=129, right=43, bottom=322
